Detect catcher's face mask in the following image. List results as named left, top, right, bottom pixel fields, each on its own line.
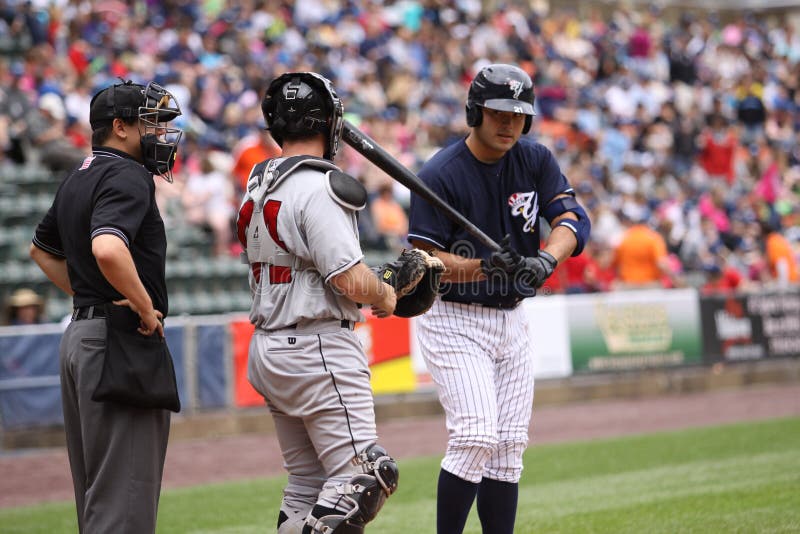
left=138, top=82, right=183, bottom=182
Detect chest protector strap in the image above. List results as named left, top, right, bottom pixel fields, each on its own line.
left=243, top=156, right=341, bottom=268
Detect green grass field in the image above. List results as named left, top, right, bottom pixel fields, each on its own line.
left=2, top=417, right=798, bottom=533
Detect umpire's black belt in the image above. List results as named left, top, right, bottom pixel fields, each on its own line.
left=72, top=305, right=107, bottom=321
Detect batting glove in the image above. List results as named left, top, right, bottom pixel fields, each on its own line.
left=516, top=250, right=558, bottom=289
left=481, top=235, right=523, bottom=276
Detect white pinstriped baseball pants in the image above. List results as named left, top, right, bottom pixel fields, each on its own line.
left=417, top=298, right=534, bottom=483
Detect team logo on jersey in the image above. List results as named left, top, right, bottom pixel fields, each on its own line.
left=78, top=156, right=95, bottom=170
left=508, top=191, right=538, bottom=233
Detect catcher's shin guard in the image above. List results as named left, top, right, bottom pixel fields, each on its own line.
left=302, top=504, right=364, bottom=534
left=302, top=444, right=399, bottom=533
left=278, top=509, right=308, bottom=534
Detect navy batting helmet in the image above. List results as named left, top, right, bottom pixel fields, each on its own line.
left=466, top=64, right=535, bottom=134
left=261, top=72, right=344, bottom=160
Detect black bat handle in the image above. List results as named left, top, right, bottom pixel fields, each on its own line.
left=342, top=120, right=501, bottom=252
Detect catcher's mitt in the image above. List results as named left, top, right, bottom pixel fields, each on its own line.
left=374, top=249, right=445, bottom=317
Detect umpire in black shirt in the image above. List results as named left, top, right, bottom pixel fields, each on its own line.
left=30, top=80, right=183, bottom=533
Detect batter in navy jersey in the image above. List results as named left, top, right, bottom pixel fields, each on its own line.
left=408, top=64, right=591, bottom=534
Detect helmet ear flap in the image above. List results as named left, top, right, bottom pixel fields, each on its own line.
left=261, top=92, right=280, bottom=143
left=466, top=103, right=482, bottom=128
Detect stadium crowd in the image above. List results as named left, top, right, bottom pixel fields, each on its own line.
left=1, top=0, right=798, bottom=297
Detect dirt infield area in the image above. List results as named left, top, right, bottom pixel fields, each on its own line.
left=2, top=379, right=799, bottom=510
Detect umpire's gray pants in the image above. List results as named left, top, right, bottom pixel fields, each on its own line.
left=60, top=317, right=170, bottom=534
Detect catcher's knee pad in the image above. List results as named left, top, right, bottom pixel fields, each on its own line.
left=303, top=444, right=399, bottom=533
left=358, top=443, right=399, bottom=498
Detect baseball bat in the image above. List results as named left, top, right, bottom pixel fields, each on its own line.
left=342, top=120, right=502, bottom=252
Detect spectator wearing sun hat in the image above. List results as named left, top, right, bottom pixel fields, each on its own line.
left=3, top=288, right=45, bottom=325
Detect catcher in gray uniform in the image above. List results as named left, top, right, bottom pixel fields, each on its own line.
left=236, top=72, right=441, bottom=533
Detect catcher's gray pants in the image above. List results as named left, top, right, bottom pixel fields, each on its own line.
left=60, top=316, right=170, bottom=534
left=247, top=322, right=378, bottom=519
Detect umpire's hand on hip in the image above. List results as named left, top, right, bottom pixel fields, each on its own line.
left=113, top=299, right=165, bottom=338
left=138, top=308, right=165, bottom=338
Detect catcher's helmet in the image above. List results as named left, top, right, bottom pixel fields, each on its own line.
left=466, top=64, right=535, bottom=134
left=261, top=72, right=344, bottom=160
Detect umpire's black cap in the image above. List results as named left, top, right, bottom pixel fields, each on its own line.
left=89, top=80, right=180, bottom=130
left=89, top=81, right=146, bottom=129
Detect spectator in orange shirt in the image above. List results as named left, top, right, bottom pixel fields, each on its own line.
left=762, top=220, right=799, bottom=286
left=613, top=215, right=679, bottom=289
left=371, top=183, right=409, bottom=252
left=231, top=130, right=281, bottom=194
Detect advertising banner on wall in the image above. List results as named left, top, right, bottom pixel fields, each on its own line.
left=231, top=319, right=261, bottom=408
left=568, top=289, right=703, bottom=372
left=0, top=326, right=63, bottom=429
left=699, top=290, right=800, bottom=362
left=355, top=311, right=415, bottom=394
left=523, top=295, right=573, bottom=378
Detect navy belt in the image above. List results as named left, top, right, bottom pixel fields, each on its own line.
left=72, top=305, right=107, bottom=321
left=441, top=297, right=521, bottom=310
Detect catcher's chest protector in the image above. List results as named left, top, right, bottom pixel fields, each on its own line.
left=243, top=156, right=339, bottom=268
